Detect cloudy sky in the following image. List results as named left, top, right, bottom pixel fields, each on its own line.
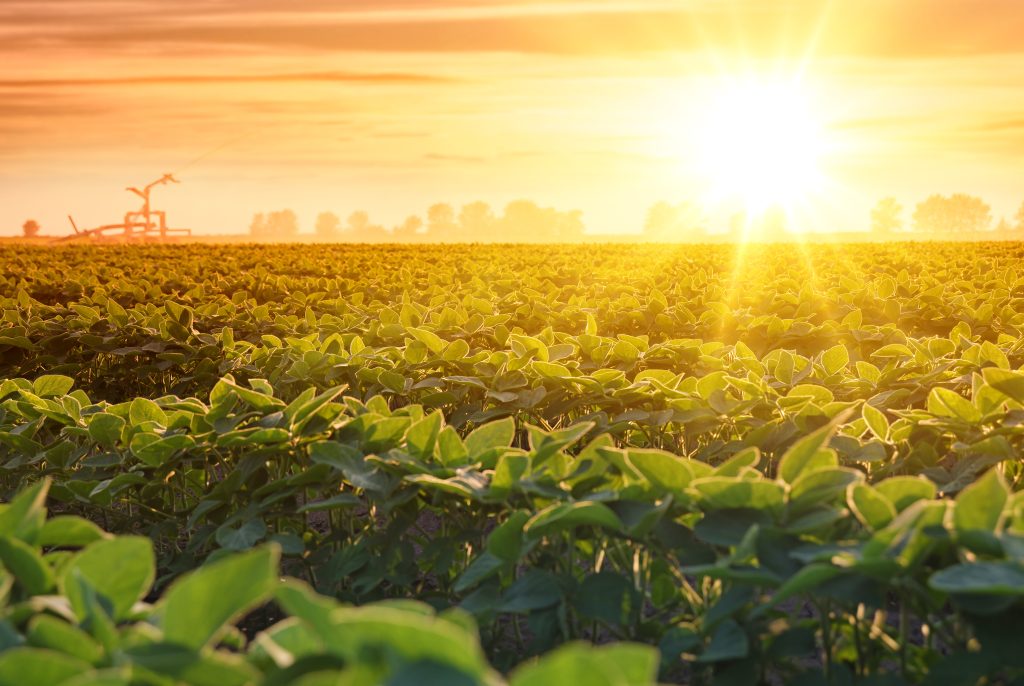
left=2, top=0, right=1023, bottom=236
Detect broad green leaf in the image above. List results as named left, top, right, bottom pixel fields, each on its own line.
left=161, top=545, right=280, bottom=650
left=0, top=479, right=49, bottom=543
left=777, top=423, right=839, bottom=484
left=848, top=484, right=896, bottom=531
left=128, top=398, right=166, bottom=426
left=875, top=476, right=936, bottom=512
left=628, top=449, right=693, bottom=495
left=26, top=615, right=103, bottom=664
left=697, top=619, right=749, bottom=663
left=406, top=410, right=443, bottom=460
left=862, top=403, right=889, bottom=441
left=982, top=367, right=1024, bottom=404
left=954, top=468, right=1008, bottom=534
left=0, top=648, right=91, bottom=686
left=465, top=417, right=516, bottom=459
left=62, top=536, right=154, bottom=621
left=0, top=537, right=53, bottom=595
left=511, top=642, right=657, bottom=686
left=38, top=516, right=109, bottom=548
left=928, top=387, right=981, bottom=423
left=215, top=519, right=267, bottom=551
left=407, top=327, right=445, bottom=354
left=822, top=345, right=849, bottom=375
left=692, top=478, right=786, bottom=512
left=31, top=375, right=74, bottom=398
left=524, top=502, right=622, bottom=540
left=929, top=562, right=1024, bottom=595
left=87, top=414, right=125, bottom=448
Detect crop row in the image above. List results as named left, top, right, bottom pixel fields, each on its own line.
left=1, top=373, right=1023, bottom=682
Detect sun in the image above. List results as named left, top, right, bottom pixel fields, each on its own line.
left=695, top=76, right=826, bottom=214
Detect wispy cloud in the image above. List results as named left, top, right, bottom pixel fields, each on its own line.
left=0, top=71, right=460, bottom=89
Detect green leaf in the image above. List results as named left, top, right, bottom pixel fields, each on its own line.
left=465, top=417, right=515, bottom=460
left=954, top=468, right=1008, bottom=534
left=161, top=545, right=280, bottom=650
left=573, top=572, right=636, bottom=625
left=0, top=648, right=91, bottom=686
left=777, top=423, right=839, bottom=484
left=862, top=403, right=889, bottom=441
left=38, top=516, right=108, bottom=548
left=928, top=387, right=981, bottom=423
left=982, top=367, right=1024, bottom=404
left=26, top=616, right=103, bottom=664
left=875, top=476, right=936, bottom=512
left=0, top=479, right=49, bottom=543
left=692, top=478, right=786, bottom=512
left=407, top=327, right=446, bottom=354
left=848, top=484, right=896, bottom=531
left=511, top=642, right=657, bottom=686
left=822, top=345, right=849, bottom=375
left=406, top=411, right=443, bottom=460
left=929, top=562, right=1024, bottom=595
left=698, top=619, right=749, bottom=663
left=215, top=519, right=267, bottom=551
left=524, top=502, right=622, bottom=540
left=128, top=398, right=167, bottom=426
left=0, top=537, right=53, bottom=595
left=31, top=375, right=74, bottom=398
left=62, top=536, right=154, bottom=621
left=498, top=570, right=563, bottom=612
left=627, top=449, right=693, bottom=495
left=486, top=511, right=530, bottom=562
left=87, top=414, right=125, bottom=448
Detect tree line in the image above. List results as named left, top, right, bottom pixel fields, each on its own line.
left=870, top=194, right=1024, bottom=234
left=249, top=200, right=585, bottom=242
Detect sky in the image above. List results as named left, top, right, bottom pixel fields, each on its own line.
left=2, top=0, right=1024, bottom=237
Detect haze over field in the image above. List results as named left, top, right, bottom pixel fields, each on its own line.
left=3, top=0, right=1024, bottom=237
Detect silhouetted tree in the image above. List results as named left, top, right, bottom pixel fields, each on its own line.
left=643, top=201, right=706, bottom=239
left=250, top=210, right=298, bottom=238
left=913, top=194, right=991, bottom=233
left=871, top=197, right=903, bottom=233
left=249, top=213, right=266, bottom=236
left=427, top=203, right=457, bottom=237
left=22, top=219, right=40, bottom=238
left=458, top=202, right=496, bottom=240
left=315, top=212, right=341, bottom=238
left=346, top=211, right=370, bottom=234
left=498, top=200, right=585, bottom=242
left=267, top=210, right=299, bottom=237
left=761, top=206, right=788, bottom=240
left=392, top=215, right=424, bottom=241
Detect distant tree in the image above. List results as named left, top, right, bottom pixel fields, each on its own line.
left=913, top=194, right=991, bottom=233
left=996, top=217, right=1012, bottom=233
left=458, top=201, right=496, bottom=240
left=426, top=203, right=457, bottom=237
left=1015, top=202, right=1024, bottom=231
left=761, top=206, right=788, bottom=240
left=498, top=200, right=586, bottom=242
left=250, top=210, right=298, bottom=238
left=21, top=219, right=40, bottom=238
left=870, top=197, right=903, bottom=233
left=392, top=215, right=424, bottom=241
left=266, top=210, right=299, bottom=238
left=315, top=212, right=341, bottom=238
left=644, top=202, right=677, bottom=236
left=346, top=211, right=370, bottom=234
left=643, top=201, right=705, bottom=239
left=249, top=213, right=266, bottom=236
